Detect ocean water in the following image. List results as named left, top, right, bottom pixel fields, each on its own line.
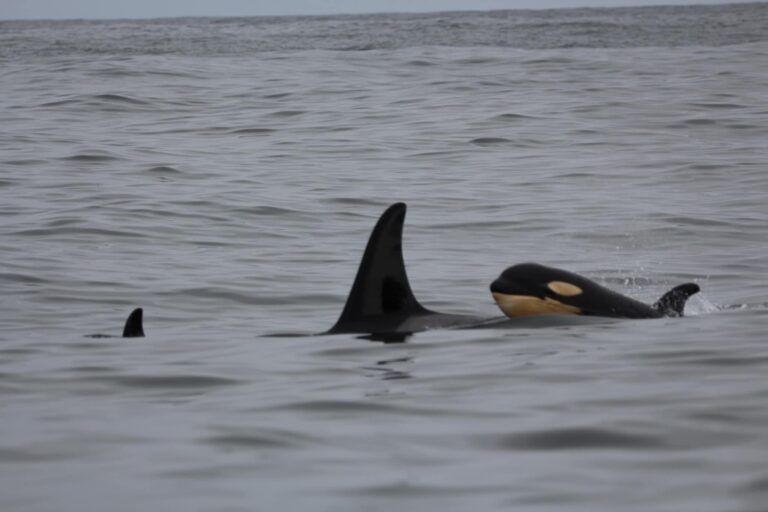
left=1, top=3, right=768, bottom=511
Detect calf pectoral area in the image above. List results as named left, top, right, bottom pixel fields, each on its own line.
left=491, top=292, right=582, bottom=317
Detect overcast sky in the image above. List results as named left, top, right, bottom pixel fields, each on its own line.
left=0, top=0, right=746, bottom=20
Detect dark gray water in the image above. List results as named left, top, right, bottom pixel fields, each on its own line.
left=1, top=3, right=768, bottom=511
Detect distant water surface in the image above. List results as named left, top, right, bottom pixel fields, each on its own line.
left=1, top=4, right=768, bottom=511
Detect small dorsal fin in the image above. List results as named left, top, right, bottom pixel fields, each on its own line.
left=122, top=308, right=145, bottom=337
left=652, top=283, right=700, bottom=317
left=328, top=203, right=432, bottom=333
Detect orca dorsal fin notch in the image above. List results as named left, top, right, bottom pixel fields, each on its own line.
left=329, top=203, right=431, bottom=333
left=122, top=308, right=145, bottom=337
left=652, top=283, right=700, bottom=317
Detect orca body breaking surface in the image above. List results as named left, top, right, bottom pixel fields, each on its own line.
left=122, top=308, right=145, bottom=337
left=491, top=264, right=699, bottom=319
left=327, top=203, right=481, bottom=335
left=327, top=203, right=700, bottom=336
left=86, top=308, right=145, bottom=338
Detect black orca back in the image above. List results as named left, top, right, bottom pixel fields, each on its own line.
left=328, top=203, right=433, bottom=334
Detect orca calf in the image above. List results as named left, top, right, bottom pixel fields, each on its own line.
left=328, top=203, right=699, bottom=336
left=86, top=308, right=145, bottom=338
left=491, top=264, right=699, bottom=319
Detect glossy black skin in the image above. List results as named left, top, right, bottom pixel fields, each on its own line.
left=492, top=263, right=700, bottom=318
left=122, top=308, right=144, bottom=337
left=328, top=203, right=478, bottom=335
left=328, top=203, right=699, bottom=337
left=491, top=263, right=664, bottom=319
left=85, top=307, right=145, bottom=338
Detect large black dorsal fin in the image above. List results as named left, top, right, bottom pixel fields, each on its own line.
left=329, top=203, right=432, bottom=333
left=652, top=283, right=700, bottom=317
left=122, top=308, right=145, bottom=338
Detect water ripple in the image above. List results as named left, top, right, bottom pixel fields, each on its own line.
left=204, top=428, right=318, bottom=449
left=484, top=427, right=665, bottom=451
left=84, top=374, right=242, bottom=389
left=469, top=137, right=512, bottom=145
left=61, top=152, right=123, bottom=162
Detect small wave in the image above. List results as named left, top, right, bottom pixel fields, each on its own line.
left=230, top=205, right=301, bottom=216
left=426, top=219, right=523, bottom=230
left=61, top=152, right=122, bottom=162
left=454, top=57, right=500, bottom=65
left=492, top=113, right=534, bottom=121
left=337, top=44, right=376, bottom=51
left=405, top=60, right=434, bottom=66
left=41, top=93, right=149, bottom=108
left=684, top=118, right=719, bottom=125
left=686, top=163, right=726, bottom=171
left=268, top=110, right=305, bottom=117
left=470, top=137, right=512, bottom=145
left=11, top=227, right=144, bottom=238
left=204, top=428, right=317, bottom=449
left=177, top=126, right=235, bottom=135
left=2, top=160, right=45, bottom=166
left=522, top=57, right=577, bottom=65
left=555, top=172, right=596, bottom=179
left=674, top=355, right=768, bottom=367
left=361, top=363, right=411, bottom=379
left=68, top=366, right=118, bottom=373
left=0, top=446, right=80, bottom=463
left=409, top=150, right=463, bottom=158
left=40, top=98, right=83, bottom=107
left=324, top=197, right=383, bottom=207
left=0, top=347, right=40, bottom=356
left=726, top=123, right=760, bottom=130
left=264, top=399, right=401, bottom=414
left=261, top=400, right=497, bottom=418
left=168, top=287, right=286, bottom=305
left=0, top=272, right=50, bottom=285
left=731, top=302, right=768, bottom=311
left=85, top=374, right=241, bottom=389
left=144, top=165, right=182, bottom=174
left=261, top=331, right=314, bottom=338
left=344, top=482, right=495, bottom=497
left=668, top=118, right=719, bottom=128
left=685, top=296, right=720, bottom=315
left=47, top=219, right=78, bottom=230
left=687, top=102, right=745, bottom=109
left=742, top=475, right=768, bottom=494
left=69, top=341, right=114, bottom=349
left=631, top=347, right=768, bottom=367
left=655, top=214, right=736, bottom=228
left=229, top=127, right=276, bottom=135
left=92, top=93, right=148, bottom=105
left=485, top=427, right=664, bottom=450
left=636, top=349, right=723, bottom=361
left=145, top=70, right=202, bottom=79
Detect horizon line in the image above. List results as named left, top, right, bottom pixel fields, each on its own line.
left=0, top=0, right=756, bottom=23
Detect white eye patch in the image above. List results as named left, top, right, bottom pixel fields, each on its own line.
left=547, top=281, right=583, bottom=297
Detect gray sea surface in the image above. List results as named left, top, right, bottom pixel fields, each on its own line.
left=1, top=3, right=768, bottom=511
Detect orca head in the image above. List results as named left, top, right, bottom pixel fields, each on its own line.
left=490, top=263, right=585, bottom=317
